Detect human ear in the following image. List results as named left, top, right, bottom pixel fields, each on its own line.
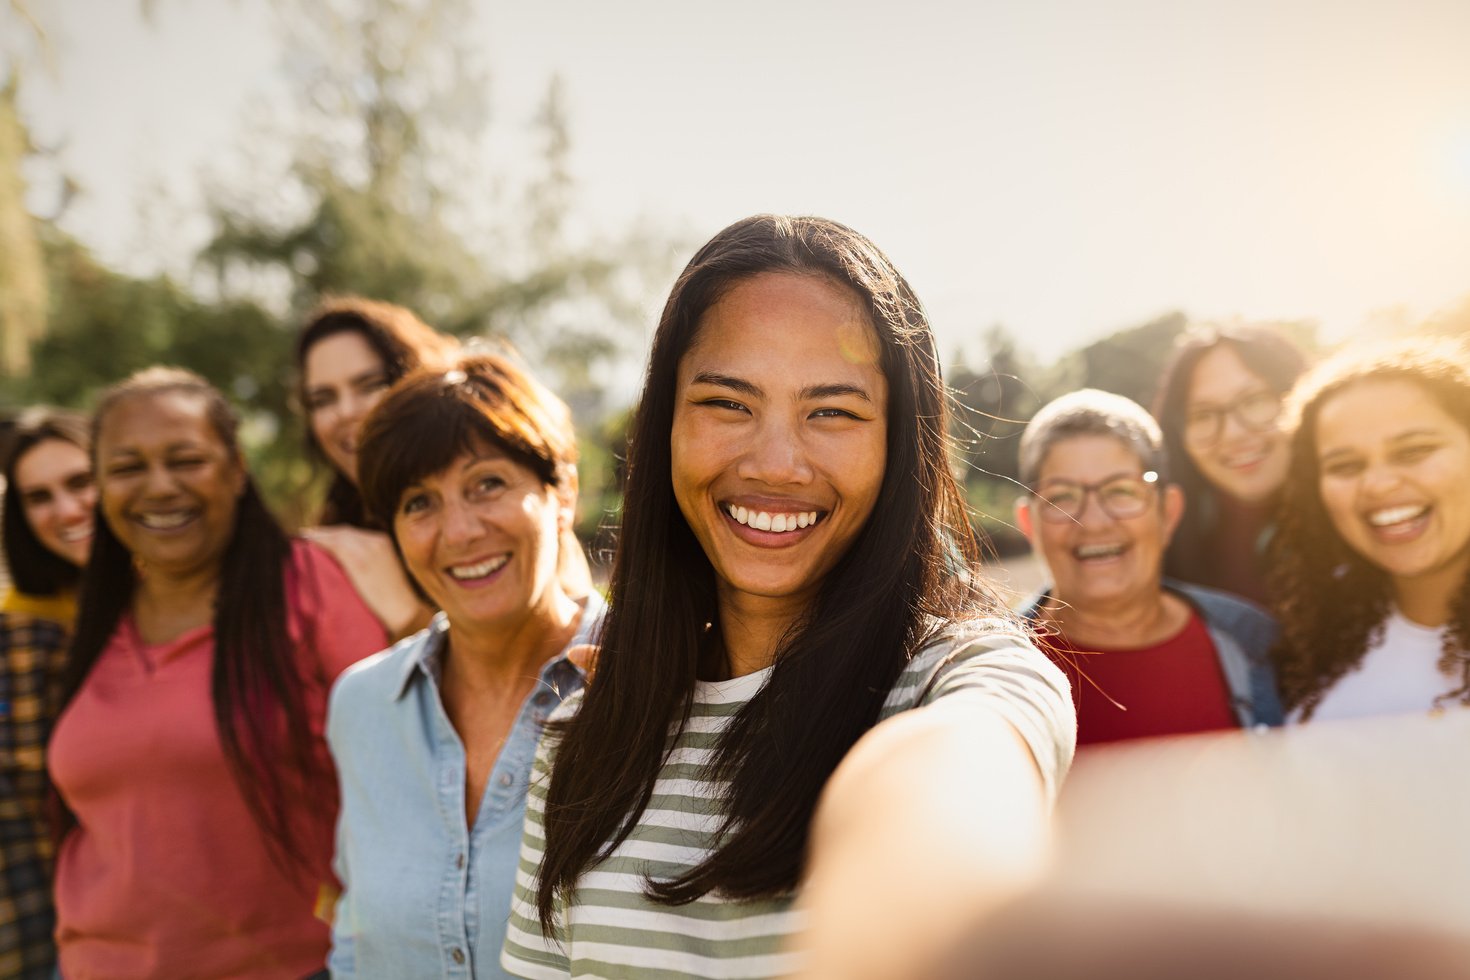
left=1014, top=496, right=1036, bottom=545
left=1161, top=484, right=1186, bottom=543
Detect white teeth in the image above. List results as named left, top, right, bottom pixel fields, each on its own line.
left=448, top=555, right=509, bottom=580
left=725, top=505, right=821, bottom=533
left=1368, top=505, right=1427, bottom=528
left=1075, top=543, right=1126, bottom=560
left=60, top=525, right=94, bottom=542
left=138, top=512, right=194, bottom=530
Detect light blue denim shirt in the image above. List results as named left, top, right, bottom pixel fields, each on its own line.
left=325, top=594, right=603, bottom=979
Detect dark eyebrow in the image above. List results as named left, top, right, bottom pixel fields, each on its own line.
left=800, top=382, right=872, bottom=403
left=689, top=372, right=763, bottom=398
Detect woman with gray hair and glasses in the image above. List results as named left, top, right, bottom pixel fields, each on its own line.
left=1015, top=388, right=1283, bottom=745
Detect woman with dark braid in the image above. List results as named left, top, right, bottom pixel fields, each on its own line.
left=1270, top=338, right=1470, bottom=722
left=48, top=368, right=386, bottom=978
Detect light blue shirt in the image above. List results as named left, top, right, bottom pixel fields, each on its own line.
left=326, top=595, right=603, bottom=979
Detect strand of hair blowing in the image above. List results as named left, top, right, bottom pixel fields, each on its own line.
left=57, top=482, right=322, bottom=879
left=535, top=215, right=989, bottom=932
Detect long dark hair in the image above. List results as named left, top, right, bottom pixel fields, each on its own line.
left=1152, top=324, right=1308, bottom=583
left=536, top=214, right=999, bottom=928
left=2, top=408, right=91, bottom=596
left=295, top=296, right=458, bottom=527
left=1269, top=338, right=1470, bottom=717
left=58, top=368, right=322, bottom=873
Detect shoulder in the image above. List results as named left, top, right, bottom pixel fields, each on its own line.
left=0, top=609, right=69, bottom=653
left=329, top=624, right=436, bottom=715
left=1168, top=579, right=1277, bottom=645
left=889, top=618, right=1066, bottom=710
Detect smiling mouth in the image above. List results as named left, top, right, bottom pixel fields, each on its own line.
left=136, top=510, right=198, bottom=531
left=1073, top=542, right=1127, bottom=561
left=1221, top=447, right=1269, bottom=470
left=724, top=504, right=823, bottom=533
left=448, top=555, right=509, bottom=580
left=60, top=524, right=94, bottom=543
left=1365, top=504, right=1430, bottom=542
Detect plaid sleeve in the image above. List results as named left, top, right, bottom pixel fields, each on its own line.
left=0, top=612, right=70, bottom=977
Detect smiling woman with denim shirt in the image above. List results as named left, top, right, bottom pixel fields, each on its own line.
left=325, top=352, right=603, bottom=979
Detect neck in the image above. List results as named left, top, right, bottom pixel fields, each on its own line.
left=442, top=589, right=582, bottom=694
left=1044, top=585, right=1186, bottom=650
left=132, top=564, right=222, bottom=642
left=1393, top=553, right=1469, bottom=629
left=713, top=588, right=811, bottom=679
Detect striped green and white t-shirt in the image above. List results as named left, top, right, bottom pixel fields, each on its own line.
left=501, top=623, right=1075, bottom=980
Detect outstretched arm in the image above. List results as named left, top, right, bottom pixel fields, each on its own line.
left=791, top=700, right=1051, bottom=980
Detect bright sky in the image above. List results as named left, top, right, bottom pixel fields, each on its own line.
left=17, top=0, right=1470, bottom=363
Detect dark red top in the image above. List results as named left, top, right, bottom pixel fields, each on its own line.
left=1041, top=609, right=1238, bottom=746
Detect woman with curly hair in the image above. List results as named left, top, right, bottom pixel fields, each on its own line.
left=1269, top=337, right=1470, bottom=722
left=1152, top=324, right=1308, bottom=606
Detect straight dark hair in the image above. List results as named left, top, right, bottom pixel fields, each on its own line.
left=2, top=408, right=91, bottom=596
left=1151, top=324, right=1308, bottom=584
left=57, top=368, right=321, bottom=874
left=295, top=296, right=458, bottom=527
left=535, top=214, right=1000, bottom=929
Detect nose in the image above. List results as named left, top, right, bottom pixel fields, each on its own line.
left=735, top=414, right=815, bottom=487
left=55, top=489, right=92, bottom=523
left=1360, top=459, right=1404, bottom=497
left=1074, top=488, right=1117, bottom=527
left=440, top=496, right=486, bottom=547
left=140, top=462, right=180, bottom=499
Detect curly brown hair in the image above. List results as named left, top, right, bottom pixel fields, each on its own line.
left=1269, top=337, right=1470, bottom=718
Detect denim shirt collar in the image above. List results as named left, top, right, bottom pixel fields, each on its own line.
left=391, top=592, right=605, bottom=701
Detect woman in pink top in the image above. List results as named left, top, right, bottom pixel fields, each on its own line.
left=48, top=368, right=387, bottom=979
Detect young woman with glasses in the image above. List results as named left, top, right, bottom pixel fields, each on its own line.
left=1152, top=324, right=1309, bottom=606
left=1016, top=389, right=1283, bottom=745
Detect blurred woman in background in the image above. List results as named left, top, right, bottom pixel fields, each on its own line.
left=2, top=409, right=95, bottom=622
left=48, top=368, right=386, bottom=978
left=1152, top=324, right=1308, bottom=606
left=327, top=353, right=603, bottom=979
left=296, top=296, right=460, bottom=639
left=1270, top=338, right=1470, bottom=722
left=0, top=409, right=94, bottom=978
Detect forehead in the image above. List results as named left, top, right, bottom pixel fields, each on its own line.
left=681, top=272, right=883, bottom=384
left=304, top=330, right=386, bottom=384
left=1188, top=344, right=1267, bottom=403
left=1317, top=378, right=1463, bottom=448
left=15, top=439, right=90, bottom=485
left=98, top=391, right=220, bottom=449
left=1037, top=433, right=1147, bottom=483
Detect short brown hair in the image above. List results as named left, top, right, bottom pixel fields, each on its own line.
left=356, top=351, right=578, bottom=533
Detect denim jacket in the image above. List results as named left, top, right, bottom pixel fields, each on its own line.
left=1019, top=578, right=1284, bottom=729
left=326, top=593, right=605, bottom=979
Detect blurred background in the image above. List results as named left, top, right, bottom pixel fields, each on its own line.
left=2, top=0, right=1467, bottom=569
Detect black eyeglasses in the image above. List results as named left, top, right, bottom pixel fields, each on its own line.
left=1033, top=472, right=1160, bottom=524
left=1184, top=390, right=1281, bottom=446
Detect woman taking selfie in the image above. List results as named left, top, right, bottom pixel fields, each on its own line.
left=48, top=368, right=386, bottom=978
left=1271, top=338, right=1470, bottom=722
left=502, top=215, right=1076, bottom=980
left=1, top=409, right=95, bottom=978
left=1153, top=324, right=1308, bottom=606
left=326, top=353, right=603, bottom=978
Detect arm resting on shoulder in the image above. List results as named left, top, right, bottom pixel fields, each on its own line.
left=790, top=700, right=1051, bottom=980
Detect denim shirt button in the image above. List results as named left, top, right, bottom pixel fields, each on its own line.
left=455, top=852, right=465, bottom=870
left=451, top=946, right=466, bottom=965
left=498, top=772, right=513, bottom=788
left=533, top=691, right=553, bottom=707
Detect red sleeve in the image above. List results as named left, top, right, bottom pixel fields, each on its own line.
left=286, top=539, right=390, bottom=686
